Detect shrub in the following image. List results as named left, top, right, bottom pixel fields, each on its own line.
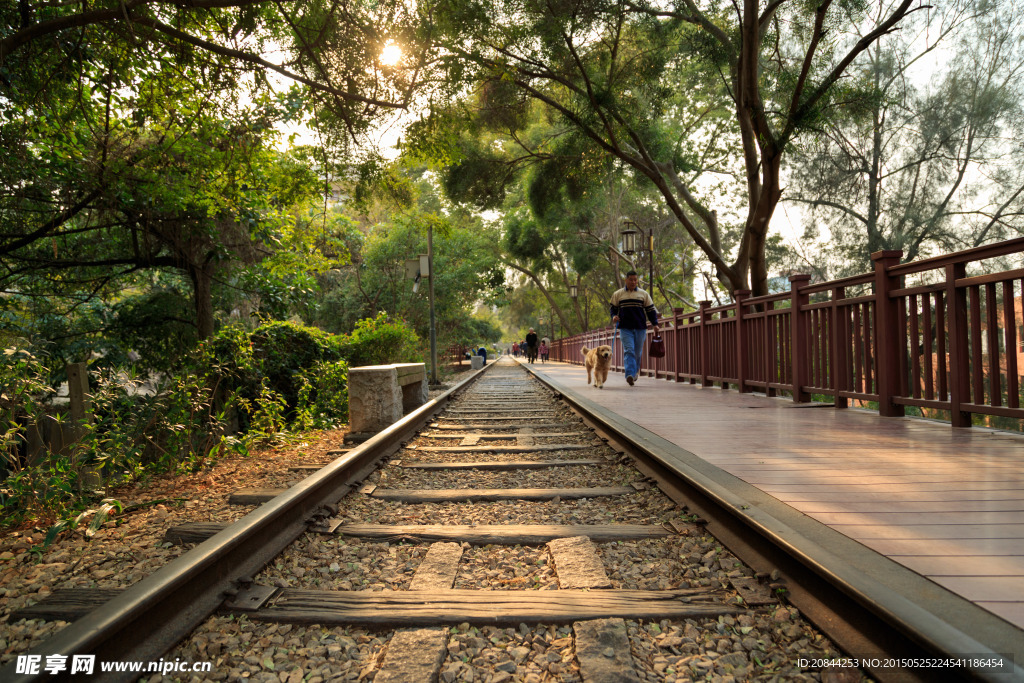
left=295, top=360, right=350, bottom=430
left=340, top=312, right=423, bottom=367
left=0, top=349, right=239, bottom=528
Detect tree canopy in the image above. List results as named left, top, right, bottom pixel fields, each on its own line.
left=398, top=0, right=923, bottom=296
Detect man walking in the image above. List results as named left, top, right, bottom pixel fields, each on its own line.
left=610, top=270, right=659, bottom=386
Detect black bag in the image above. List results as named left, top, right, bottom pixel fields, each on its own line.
left=649, top=335, right=666, bottom=358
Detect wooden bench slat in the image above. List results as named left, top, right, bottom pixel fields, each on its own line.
left=335, top=524, right=672, bottom=544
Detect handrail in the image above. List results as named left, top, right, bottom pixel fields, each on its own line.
left=551, top=237, right=1024, bottom=430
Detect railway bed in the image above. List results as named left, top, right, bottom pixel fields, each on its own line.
left=2, top=358, right=1000, bottom=682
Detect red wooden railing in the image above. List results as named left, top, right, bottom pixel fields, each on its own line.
left=551, top=238, right=1024, bottom=429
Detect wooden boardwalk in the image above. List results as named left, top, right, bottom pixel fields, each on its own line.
left=520, top=358, right=1024, bottom=632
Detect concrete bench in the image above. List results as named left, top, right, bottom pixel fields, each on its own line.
left=347, top=362, right=428, bottom=439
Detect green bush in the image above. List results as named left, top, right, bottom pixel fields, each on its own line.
left=0, top=348, right=239, bottom=528
left=295, top=360, right=350, bottom=430
left=340, top=312, right=424, bottom=367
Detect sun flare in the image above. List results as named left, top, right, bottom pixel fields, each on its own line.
left=380, top=43, right=402, bottom=66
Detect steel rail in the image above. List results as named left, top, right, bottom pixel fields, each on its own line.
left=518, top=361, right=1021, bottom=683
left=2, top=363, right=493, bottom=683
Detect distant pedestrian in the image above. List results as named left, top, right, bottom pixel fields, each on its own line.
left=525, top=328, right=538, bottom=364
left=512, top=342, right=520, bottom=357
left=539, top=341, right=549, bottom=363
left=610, top=270, right=659, bottom=386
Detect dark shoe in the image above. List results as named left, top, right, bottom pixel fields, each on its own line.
left=626, top=375, right=634, bottom=386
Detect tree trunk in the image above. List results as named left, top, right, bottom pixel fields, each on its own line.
left=190, top=265, right=215, bottom=339
left=744, top=152, right=784, bottom=297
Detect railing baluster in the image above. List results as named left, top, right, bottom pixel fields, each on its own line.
left=970, top=285, right=984, bottom=406
left=1004, top=281, right=1020, bottom=409
left=910, top=294, right=921, bottom=400
left=985, top=282, right=1001, bottom=407
left=853, top=304, right=864, bottom=394
left=897, top=296, right=909, bottom=400
left=936, top=292, right=948, bottom=401
left=923, top=293, right=934, bottom=401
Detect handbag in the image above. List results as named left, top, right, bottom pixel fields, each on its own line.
left=648, top=334, right=666, bottom=358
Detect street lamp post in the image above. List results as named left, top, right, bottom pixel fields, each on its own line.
left=621, top=220, right=654, bottom=290
left=427, top=223, right=438, bottom=386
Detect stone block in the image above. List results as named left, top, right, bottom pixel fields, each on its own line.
left=470, top=355, right=484, bottom=370
left=347, top=365, right=402, bottom=434
left=393, top=363, right=428, bottom=413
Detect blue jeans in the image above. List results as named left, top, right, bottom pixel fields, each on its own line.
left=619, top=327, right=646, bottom=379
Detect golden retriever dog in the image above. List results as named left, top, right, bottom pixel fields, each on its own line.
left=582, top=345, right=613, bottom=388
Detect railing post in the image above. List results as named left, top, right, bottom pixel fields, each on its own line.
left=673, top=307, right=686, bottom=382
left=698, top=301, right=712, bottom=387
left=871, top=250, right=906, bottom=417
left=789, top=275, right=812, bottom=402
left=831, top=286, right=849, bottom=409
left=734, top=290, right=751, bottom=393
left=945, top=262, right=972, bottom=427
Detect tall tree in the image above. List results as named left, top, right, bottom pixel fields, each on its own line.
left=785, top=0, right=1024, bottom=275
left=403, top=0, right=921, bottom=295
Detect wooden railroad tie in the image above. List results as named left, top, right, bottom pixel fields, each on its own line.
left=397, top=459, right=608, bottom=471
left=15, top=580, right=738, bottom=627
left=367, top=487, right=634, bottom=503
left=412, top=444, right=592, bottom=453
left=164, top=522, right=673, bottom=546
left=334, top=524, right=673, bottom=544
left=228, top=489, right=286, bottom=505
left=430, top=423, right=567, bottom=430
left=239, top=587, right=740, bottom=626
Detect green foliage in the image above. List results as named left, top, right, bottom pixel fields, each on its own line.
left=0, top=346, right=240, bottom=528
left=340, top=312, right=424, bottom=367
left=249, top=320, right=344, bottom=412
left=109, top=289, right=198, bottom=373
left=294, top=361, right=350, bottom=431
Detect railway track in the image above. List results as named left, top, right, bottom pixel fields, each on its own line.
left=3, top=357, right=1008, bottom=682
